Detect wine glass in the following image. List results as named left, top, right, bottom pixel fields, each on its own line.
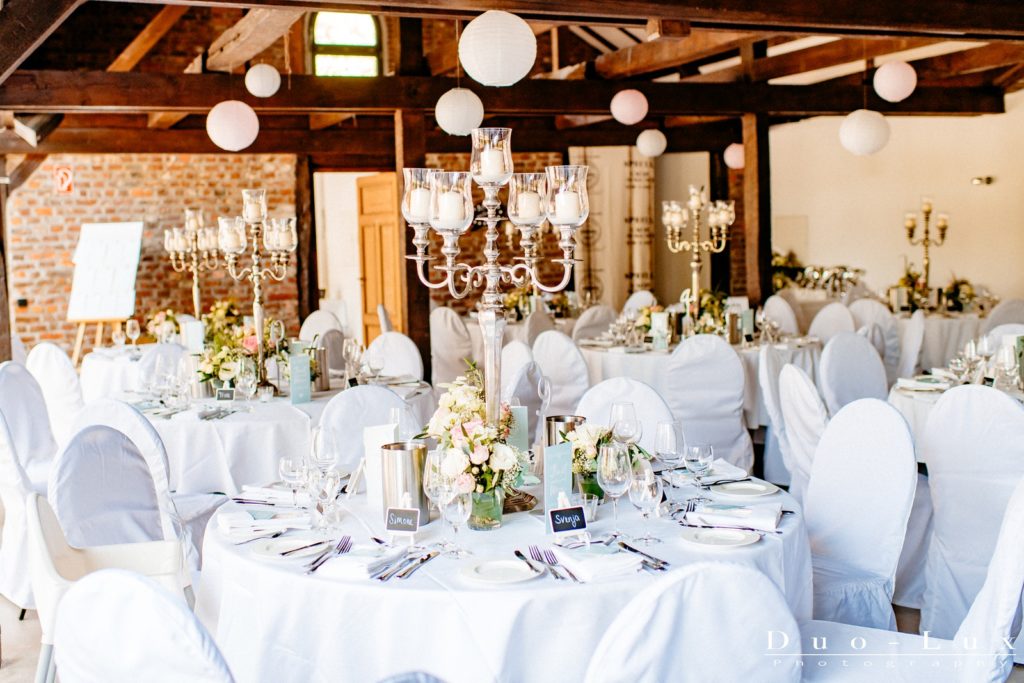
left=977, top=335, right=995, bottom=363
left=278, top=457, right=305, bottom=506
left=629, top=459, right=663, bottom=545
left=685, top=444, right=714, bottom=504
left=125, top=319, right=141, bottom=348
left=610, top=402, right=641, bottom=445
left=654, top=420, right=686, bottom=487
left=596, top=443, right=633, bottom=539
left=365, top=348, right=385, bottom=380
left=235, top=363, right=257, bottom=405
left=308, top=426, right=334, bottom=474
left=269, top=320, right=285, bottom=353
left=443, top=490, right=473, bottom=558
left=111, top=327, right=126, bottom=348
left=311, top=469, right=343, bottom=537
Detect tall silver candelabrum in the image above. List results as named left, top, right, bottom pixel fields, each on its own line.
left=403, top=128, right=589, bottom=426
left=662, top=185, right=735, bottom=320
left=217, top=189, right=298, bottom=386
left=163, top=208, right=220, bottom=318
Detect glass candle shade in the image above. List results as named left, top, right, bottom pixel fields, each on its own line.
left=507, top=173, right=548, bottom=227
left=402, top=168, right=435, bottom=224
left=241, top=188, right=268, bottom=224
left=218, top=216, right=247, bottom=254
left=184, top=207, right=204, bottom=231
left=470, top=128, right=513, bottom=187
left=545, top=165, right=589, bottom=228
left=429, top=171, right=475, bottom=234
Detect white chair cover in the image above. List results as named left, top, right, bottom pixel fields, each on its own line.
left=377, top=304, right=394, bottom=334
left=55, top=569, right=234, bottom=683
left=818, top=332, right=888, bottom=416
left=0, top=360, right=56, bottom=493
left=523, top=310, right=555, bottom=345
left=367, top=332, right=424, bottom=380
left=138, top=344, right=186, bottom=389
left=663, top=335, right=753, bottom=472
left=320, top=386, right=419, bottom=472
left=12, top=333, right=27, bottom=364
left=429, top=308, right=474, bottom=386
left=897, top=309, right=926, bottom=379
left=776, top=288, right=810, bottom=334
left=777, top=364, right=826, bottom=506
left=571, top=305, right=617, bottom=342
left=299, top=310, right=343, bottom=341
left=894, top=472, right=933, bottom=610
left=762, top=294, right=800, bottom=336
left=849, top=298, right=901, bottom=384
left=320, top=329, right=346, bottom=373
left=807, top=301, right=856, bottom=343
left=26, top=342, right=85, bottom=446
left=804, top=399, right=916, bottom=630
left=982, top=298, right=1024, bottom=334
left=532, top=331, right=590, bottom=417
left=0, top=394, right=37, bottom=608
left=501, top=361, right=545, bottom=446
left=584, top=562, right=801, bottom=683
left=500, top=341, right=533, bottom=398
left=621, top=290, right=656, bottom=317
left=985, top=323, right=1024, bottom=350
left=574, top=378, right=673, bottom=455
left=840, top=280, right=872, bottom=305
left=857, top=322, right=886, bottom=357
left=920, top=385, right=1024, bottom=639
left=758, top=345, right=791, bottom=486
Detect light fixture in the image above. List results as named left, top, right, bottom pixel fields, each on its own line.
left=244, top=64, right=281, bottom=98
left=206, top=101, right=260, bottom=152
left=458, top=11, right=537, bottom=87
left=971, top=176, right=995, bottom=185
left=839, top=109, right=890, bottom=156
left=723, top=143, right=745, bottom=169
left=636, top=129, right=667, bottom=157
left=873, top=61, right=917, bottom=103
left=435, top=88, right=485, bottom=136
left=610, top=89, right=648, bottom=125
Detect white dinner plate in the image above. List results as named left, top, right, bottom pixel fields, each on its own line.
left=251, top=536, right=330, bottom=560
left=709, top=480, right=780, bottom=497
left=679, top=527, right=761, bottom=548
left=459, top=559, right=541, bottom=585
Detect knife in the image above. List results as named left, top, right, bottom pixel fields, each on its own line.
left=397, top=550, right=440, bottom=579
left=514, top=549, right=544, bottom=575
left=617, top=541, right=670, bottom=568
left=377, top=553, right=422, bottom=582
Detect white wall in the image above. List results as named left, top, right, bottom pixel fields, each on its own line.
left=770, top=91, right=1024, bottom=299
left=654, top=152, right=711, bottom=304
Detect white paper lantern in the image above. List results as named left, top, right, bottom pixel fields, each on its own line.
left=839, top=109, right=890, bottom=156
left=723, top=143, right=745, bottom=169
left=244, top=63, right=281, bottom=98
left=458, top=11, right=536, bottom=87
left=206, top=100, right=260, bottom=152
left=434, top=88, right=484, bottom=136
left=873, top=61, right=917, bottom=103
left=610, top=89, right=648, bottom=125
left=636, top=129, right=667, bottom=158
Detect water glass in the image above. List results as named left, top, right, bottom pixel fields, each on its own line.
left=443, top=491, right=473, bottom=559
left=654, top=420, right=685, bottom=484
left=610, top=402, right=641, bottom=445
left=596, top=443, right=633, bottom=538
left=572, top=492, right=599, bottom=523
left=278, top=457, right=305, bottom=506
left=365, top=348, right=385, bottom=379
left=125, top=319, right=141, bottom=347
left=629, top=459, right=663, bottom=545
left=111, top=327, right=126, bottom=348
left=684, top=444, right=714, bottom=505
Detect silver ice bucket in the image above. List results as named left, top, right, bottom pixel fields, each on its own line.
left=380, top=441, right=429, bottom=521
left=545, top=415, right=586, bottom=447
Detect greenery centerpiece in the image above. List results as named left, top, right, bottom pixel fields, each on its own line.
left=694, top=289, right=727, bottom=335
left=944, top=275, right=976, bottom=312
left=633, top=304, right=665, bottom=334
left=196, top=299, right=294, bottom=387
left=502, top=284, right=532, bottom=321
left=567, top=423, right=650, bottom=499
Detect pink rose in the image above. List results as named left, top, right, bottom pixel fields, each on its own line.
left=463, top=419, right=484, bottom=437
left=470, top=444, right=489, bottom=465
left=241, top=335, right=259, bottom=354
left=456, top=473, right=475, bottom=494
left=451, top=427, right=467, bottom=448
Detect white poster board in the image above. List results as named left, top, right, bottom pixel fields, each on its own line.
left=67, top=222, right=144, bottom=322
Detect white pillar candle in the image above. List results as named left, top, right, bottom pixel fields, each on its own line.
left=164, top=230, right=173, bottom=252
left=408, top=187, right=431, bottom=221
left=479, top=148, right=505, bottom=182
left=220, top=229, right=240, bottom=251
left=517, top=191, right=541, bottom=219
left=554, top=190, right=580, bottom=223
left=437, top=190, right=465, bottom=223
left=243, top=203, right=263, bottom=223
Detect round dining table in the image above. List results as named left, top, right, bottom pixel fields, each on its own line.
left=196, top=481, right=811, bottom=683
left=79, top=345, right=147, bottom=402
left=897, top=312, right=981, bottom=370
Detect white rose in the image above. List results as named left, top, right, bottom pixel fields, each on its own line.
left=490, top=443, right=516, bottom=471
left=441, top=448, right=469, bottom=479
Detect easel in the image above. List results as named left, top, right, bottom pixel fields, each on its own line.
left=70, top=319, right=124, bottom=366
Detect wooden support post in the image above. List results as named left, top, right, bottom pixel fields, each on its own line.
left=741, top=113, right=772, bottom=305
left=0, top=177, right=11, bottom=363
left=708, top=151, right=731, bottom=293
left=295, top=155, right=319, bottom=324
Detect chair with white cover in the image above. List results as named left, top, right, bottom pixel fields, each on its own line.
left=12, top=333, right=27, bottom=364
left=377, top=304, right=394, bottom=334
left=778, top=365, right=827, bottom=505
left=807, top=302, right=856, bottom=344
left=55, top=569, right=234, bottom=683
left=137, top=343, right=186, bottom=391
left=575, top=378, right=673, bottom=455
left=919, top=385, right=1024, bottom=639
left=0, top=361, right=56, bottom=494
left=429, top=307, right=474, bottom=386
left=501, top=361, right=546, bottom=446
left=523, top=310, right=555, bottom=346
left=621, top=290, right=656, bottom=317
left=802, top=475, right=1024, bottom=683
left=982, top=298, right=1024, bottom=335
left=985, top=323, right=1024, bottom=350
left=532, top=331, right=590, bottom=417
left=897, top=309, right=926, bottom=379
left=584, top=562, right=801, bottom=683
left=26, top=493, right=187, bottom=683
left=777, top=288, right=810, bottom=334
left=818, top=332, right=888, bottom=416
left=0, top=401, right=40, bottom=611
left=762, top=294, right=800, bottom=336
left=849, top=298, right=901, bottom=384
left=299, top=310, right=343, bottom=342
left=26, top=343, right=85, bottom=446
left=500, top=341, right=533, bottom=397
left=319, top=386, right=419, bottom=472
left=366, top=332, right=424, bottom=380
left=804, top=399, right=916, bottom=630
left=571, top=305, right=617, bottom=342
left=663, top=335, right=753, bottom=472
left=759, top=345, right=792, bottom=486
left=320, top=328, right=346, bottom=374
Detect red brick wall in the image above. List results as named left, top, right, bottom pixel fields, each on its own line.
left=727, top=167, right=747, bottom=296
left=6, top=154, right=298, bottom=354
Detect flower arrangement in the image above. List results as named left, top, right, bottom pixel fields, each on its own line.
left=196, top=299, right=295, bottom=384
left=202, top=299, right=243, bottom=348
left=145, top=309, right=179, bottom=338
left=694, top=289, right=727, bottom=335
left=503, top=285, right=532, bottom=321
left=547, top=292, right=572, bottom=319
left=566, top=423, right=615, bottom=475
left=896, top=263, right=929, bottom=311
left=771, top=251, right=804, bottom=292
left=944, top=275, right=976, bottom=312
left=196, top=344, right=247, bottom=384
left=634, top=304, right=664, bottom=333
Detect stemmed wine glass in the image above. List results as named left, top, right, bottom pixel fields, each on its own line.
left=278, top=456, right=305, bottom=506
left=610, top=402, right=642, bottom=445
left=310, top=468, right=344, bottom=537
left=365, top=348, right=385, bottom=381
left=111, top=327, right=126, bottom=348
left=125, top=319, right=141, bottom=349
left=629, top=458, right=663, bottom=545
left=596, top=443, right=633, bottom=539
left=423, top=451, right=456, bottom=550
left=235, top=363, right=257, bottom=407
left=269, top=320, right=285, bottom=353
left=308, top=426, right=334, bottom=474
left=443, top=490, right=473, bottom=558
left=654, top=420, right=686, bottom=488
left=685, top=444, right=714, bottom=505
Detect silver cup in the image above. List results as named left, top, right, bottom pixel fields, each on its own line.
left=380, top=441, right=429, bottom=521
left=313, top=347, right=331, bottom=392
left=545, top=415, right=586, bottom=447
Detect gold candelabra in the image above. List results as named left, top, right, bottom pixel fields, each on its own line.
left=163, top=208, right=219, bottom=318
left=217, top=189, right=297, bottom=386
left=904, top=196, right=949, bottom=291
left=662, top=185, right=735, bottom=320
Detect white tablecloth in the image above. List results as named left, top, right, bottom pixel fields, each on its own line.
left=79, top=346, right=147, bottom=402
left=580, top=341, right=820, bottom=429
left=466, top=316, right=576, bottom=363
left=888, top=386, right=942, bottom=463
left=197, top=485, right=811, bottom=683
left=897, top=313, right=981, bottom=370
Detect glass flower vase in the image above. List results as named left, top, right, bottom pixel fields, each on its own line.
left=578, top=473, right=605, bottom=500
left=469, top=488, right=505, bottom=531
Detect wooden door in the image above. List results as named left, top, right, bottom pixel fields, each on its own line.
left=357, top=173, right=406, bottom=344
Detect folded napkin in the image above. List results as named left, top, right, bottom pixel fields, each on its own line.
left=896, top=377, right=950, bottom=392
left=317, top=544, right=406, bottom=580
left=238, top=485, right=310, bottom=506
left=217, top=510, right=311, bottom=541
left=666, top=458, right=748, bottom=487
left=685, top=502, right=782, bottom=532
left=550, top=547, right=642, bottom=582
left=930, top=368, right=959, bottom=382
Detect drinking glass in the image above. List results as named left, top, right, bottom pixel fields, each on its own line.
left=977, top=335, right=995, bottom=362
left=308, top=426, right=334, bottom=474
left=111, top=327, right=126, bottom=348
left=443, top=491, right=473, bottom=558
left=278, top=457, right=305, bottom=506
left=235, top=364, right=257, bottom=404
left=654, top=420, right=685, bottom=486
left=596, top=443, right=633, bottom=539
left=311, top=469, right=343, bottom=537
left=269, top=320, right=285, bottom=352
left=610, top=402, right=641, bottom=445
left=685, top=444, right=714, bottom=504
left=629, top=459, right=663, bottom=545
left=365, top=348, right=385, bottom=380
left=125, top=319, right=141, bottom=347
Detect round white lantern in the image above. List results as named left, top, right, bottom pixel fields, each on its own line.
left=723, top=143, right=745, bottom=169
left=458, top=11, right=537, bottom=87
left=838, top=109, right=890, bottom=156
left=206, top=100, right=260, bottom=152
left=873, top=61, right=917, bottom=103
left=636, top=129, right=667, bottom=158
left=610, top=89, right=648, bottom=125
left=434, top=88, right=485, bottom=136
left=244, top=63, right=281, bottom=98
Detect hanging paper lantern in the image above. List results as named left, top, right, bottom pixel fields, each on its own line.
left=458, top=11, right=537, bottom=87
left=723, top=143, right=745, bottom=169
left=873, top=61, right=917, bottom=103
left=839, top=109, right=890, bottom=156
left=434, top=88, right=485, bottom=136
left=206, top=101, right=260, bottom=152
left=610, top=89, right=648, bottom=125
left=636, top=129, right=667, bottom=158
left=244, top=63, right=281, bottom=98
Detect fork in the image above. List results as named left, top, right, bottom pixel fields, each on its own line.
left=306, top=535, right=352, bottom=574
left=543, top=549, right=581, bottom=583
left=529, top=545, right=562, bottom=581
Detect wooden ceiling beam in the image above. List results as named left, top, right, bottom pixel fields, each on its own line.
left=309, top=112, right=353, bottom=129
left=595, top=30, right=753, bottom=78
left=911, top=43, right=1024, bottom=80
left=0, top=0, right=84, bottom=86
left=108, top=5, right=189, bottom=72
left=554, top=115, right=612, bottom=129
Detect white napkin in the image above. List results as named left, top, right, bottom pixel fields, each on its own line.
left=550, top=547, right=642, bottom=582
left=238, top=485, right=310, bottom=506
left=896, top=377, right=950, bottom=392
left=666, top=458, right=747, bottom=487
left=217, top=510, right=311, bottom=541
left=930, top=368, right=959, bottom=382
left=685, top=502, right=782, bottom=532
left=317, top=544, right=406, bottom=580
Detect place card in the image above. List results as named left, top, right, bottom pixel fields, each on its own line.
left=549, top=505, right=587, bottom=535
left=741, top=310, right=755, bottom=338
left=543, top=442, right=573, bottom=523
left=289, top=353, right=311, bottom=404
left=385, top=507, right=420, bottom=534
left=508, top=405, right=529, bottom=453
left=216, top=387, right=234, bottom=402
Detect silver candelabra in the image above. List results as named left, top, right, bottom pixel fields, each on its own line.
left=163, top=208, right=219, bottom=318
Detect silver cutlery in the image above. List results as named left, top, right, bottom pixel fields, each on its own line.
left=397, top=550, right=440, bottom=579
left=618, top=541, right=670, bottom=569
left=281, top=539, right=330, bottom=557
left=678, top=521, right=780, bottom=535
left=513, top=549, right=544, bottom=575
left=528, top=545, right=562, bottom=581
left=700, top=477, right=752, bottom=490
left=377, top=553, right=423, bottom=582
left=232, top=530, right=283, bottom=545
left=306, top=535, right=352, bottom=574
left=543, top=549, right=581, bottom=583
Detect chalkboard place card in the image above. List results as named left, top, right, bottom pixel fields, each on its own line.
left=216, top=387, right=235, bottom=402
left=549, top=506, right=587, bottom=535
left=385, top=507, right=420, bottom=535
